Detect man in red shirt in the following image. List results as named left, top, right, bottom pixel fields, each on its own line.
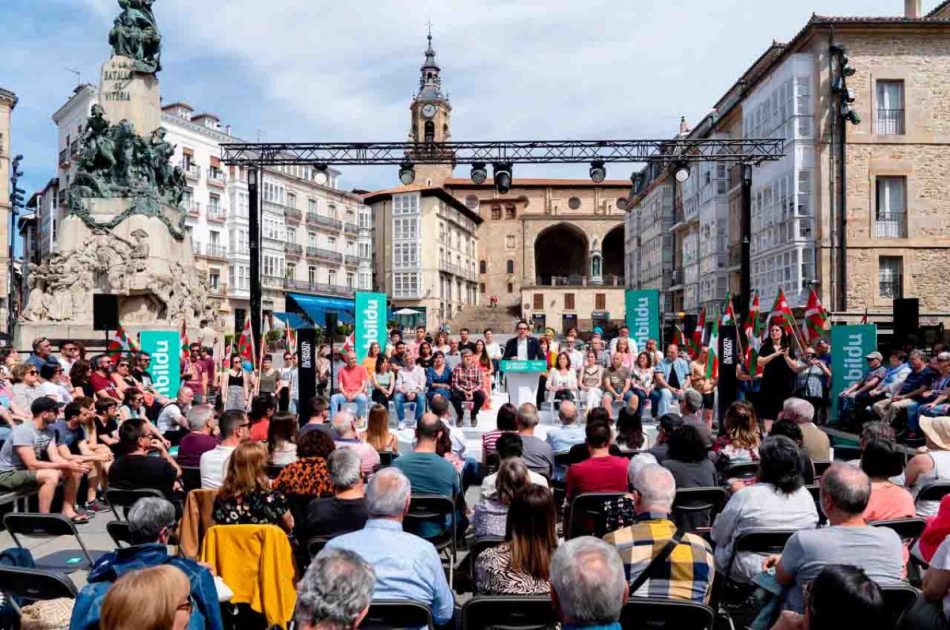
left=330, top=354, right=370, bottom=419
left=565, top=420, right=629, bottom=504
left=89, top=356, right=120, bottom=400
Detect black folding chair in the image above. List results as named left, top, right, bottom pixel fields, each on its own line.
left=721, top=461, right=759, bottom=481
left=879, top=583, right=920, bottom=625
left=721, top=528, right=799, bottom=603
left=180, top=466, right=202, bottom=493
left=265, top=464, right=285, bottom=479
left=812, top=460, right=832, bottom=479
left=620, top=597, right=716, bottom=629
left=362, top=600, right=433, bottom=629
left=3, top=513, right=107, bottom=573
left=0, top=566, right=77, bottom=608
left=466, top=536, right=504, bottom=593
left=307, top=536, right=333, bottom=559
left=672, top=487, right=728, bottom=533
left=872, top=517, right=928, bottom=586
left=916, top=481, right=950, bottom=509
left=805, top=484, right=826, bottom=525
left=461, top=596, right=557, bottom=629
left=378, top=451, right=395, bottom=467
left=484, top=451, right=500, bottom=475
left=832, top=445, right=862, bottom=461
left=404, top=494, right=457, bottom=588
left=106, top=520, right=133, bottom=548
left=105, top=487, right=164, bottom=521
left=565, top=492, right=628, bottom=539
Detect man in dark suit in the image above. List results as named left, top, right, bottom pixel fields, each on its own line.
left=503, top=320, right=543, bottom=361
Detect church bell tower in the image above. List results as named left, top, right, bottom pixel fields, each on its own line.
left=408, top=27, right=454, bottom=186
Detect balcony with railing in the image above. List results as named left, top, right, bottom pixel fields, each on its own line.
left=876, top=109, right=905, bottom=136
left=879, top=275, right=903, bottom=299
left=284, top=242, right=303, bottom=257
left=194, top=243, right=227, bottom=259
left=206, top=206, right=226, bottom=223
left=343, top=222, right=359, bottom=235
left=183, top=163, right=200, bottom=180
left=208, top=283, right=228, bottom=297
left=285, top=208, right=302, bottom=223
left=263, top=275, right=285, bottom=289
left=285, top=278, right=355, bottom=297
left=529, top=274, right=626, bottom=287
left=58, top=148, right=71, bottom=167
left=874, top=212, right=907, bottom=239
left=306, top=247, right=343, bottom=263
left=344, top=254, right=359, bottom=267
left=186, top=202, right=200, bottom=217
left=207, top=169, right=226, bottom=187
left=306, top=212, right=343, bottom=230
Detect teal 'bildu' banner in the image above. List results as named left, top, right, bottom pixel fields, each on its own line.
left=139, top=330, right=181, bottom=398
left=830, top=324, right=877, bottom=420
left=625, top=289, right=660, bottom=351
left=355, top=292, right=388, bottom=362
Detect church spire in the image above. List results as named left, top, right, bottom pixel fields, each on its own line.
left=417, top=23, right=444, bottom=101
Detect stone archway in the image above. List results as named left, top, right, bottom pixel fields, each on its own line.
left=602, top=225, right=625, bottom=281
left=534, top=222, right=589, bottom=285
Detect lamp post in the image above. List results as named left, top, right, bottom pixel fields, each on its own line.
left=8, top=155, right=24, bottom=341
left=247, top=166, right=262, bottom=351
left=740, top=163, right=752, bottom=318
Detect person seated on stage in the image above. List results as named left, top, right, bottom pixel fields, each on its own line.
left=503, top=320, right=542, bottom=360
left=546, top=352, right=578, bottom=402
left=653, top=343, right=691, bottom=417
left=450, top=349, right=486, bottom=427
left=426, top=351, right=453, bottom=408
left=329, top=353, right=370, bottom=420
left=393, top=353, right=426, bottom=425
left=369, top=355, right=395, bottom=408
left=389, top=341, right=409, bottom=370
left=444, top=338, right=463, bottom=371
left=602, top=352, right=632, bottom=410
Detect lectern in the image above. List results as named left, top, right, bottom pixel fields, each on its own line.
left=501, top=360, right=547, bottom=408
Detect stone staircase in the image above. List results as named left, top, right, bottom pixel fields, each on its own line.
left=447, top=305, right=519, bottom=335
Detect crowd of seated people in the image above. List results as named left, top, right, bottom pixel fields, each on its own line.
left=0, top=331, right=944, bottom=630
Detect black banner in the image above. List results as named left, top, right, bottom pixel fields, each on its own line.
left=718, top=323, right=738, bottom=425
left=297, top=328, right=316, bottom=426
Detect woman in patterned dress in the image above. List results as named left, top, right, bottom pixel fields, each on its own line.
left=212, top=441, right=293, bottom=533
left=220, top=354, right=249, bottom=412
left=475, top=484, right=557, bottom=595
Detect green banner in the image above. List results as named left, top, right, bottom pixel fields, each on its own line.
left=355, top=291, right=388, bottom=362
left=139, top=330, right=181, bottom=398
left=625, top=289, right=660, bottom=351
left=500, top=360, right=548, bottom=373
left=830, top=324, right=877, bottom=420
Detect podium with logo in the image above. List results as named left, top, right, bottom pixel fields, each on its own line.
left=501, top=360, right=547, bottom=408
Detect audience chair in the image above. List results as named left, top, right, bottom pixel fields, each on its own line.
left=916, top=481, right=950, bottom=508
left=812, top=460, right=832, bottom=479
left=0, top=566, right=77, bottom=607
left=722, top=529, right=799, bottom=594
left=872, top=517, right=928, bottom=586
left=461, top=595, right=557, bottom=629
left=404, top=494, right=457, bottom=588
left=378, top=451, right=395, bottom=467
left=465, top=536, right=504, bottom=593
left=620, top=597, right=716, bottom=630
left=879, top=583, right=920, bottom=626
left=565, top=492, right=628, bottom=540
left=265, top=464, right=285, bottom=479
left=721, top=461, right=759, bottom=481
left=180, top=466, right=202, bottom=493
left=805, top=485, right=826, bottom=525
left=105, top=487, right=164, bottom=521
left=672, top=487, right=728, bottom=533
left=106, top=520, right=133, bottom=548
left=831, top=445, right=861, bottom=461
left=307, top=536, right=333, bottom=560
left=362, top=599, right=433, bottom=629
left=3, top=513, right=107, bottom=573
left=484, top=451, right=500, bottom=475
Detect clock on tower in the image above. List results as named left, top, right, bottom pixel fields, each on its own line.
left=408, top=28, right=454, bottom=185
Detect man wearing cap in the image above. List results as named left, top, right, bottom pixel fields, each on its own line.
left=838, top=351, right=887, bottom=425
left=0, top=397, right=90, bottom=521
left=915, top=351, right=950, bottom=426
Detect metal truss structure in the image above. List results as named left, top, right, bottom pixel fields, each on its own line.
left=222, top=138, right=785, bottom=167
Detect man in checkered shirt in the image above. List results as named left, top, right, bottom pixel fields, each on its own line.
left=450, top=349, right=486, bottom=427
left=603, top=464, right=715, bottom=603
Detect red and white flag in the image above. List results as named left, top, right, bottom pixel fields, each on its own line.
left=237, top=317, right=255, bottom=364
left=107, top=325, right=137, bottom=362
left=802, top=288, right=830, bottom=343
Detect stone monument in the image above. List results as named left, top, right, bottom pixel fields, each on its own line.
left=18, top=0, right=214, bottom=343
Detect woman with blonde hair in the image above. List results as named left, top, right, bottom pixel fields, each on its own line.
left=212, top=441, right=293, bottom=532
left=361, top=403, right=398, bottom=453
left=100, top=565, right=192, bottom=630
left=712, top=400, right=762, bottom=469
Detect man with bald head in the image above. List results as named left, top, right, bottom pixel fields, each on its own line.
left=546, top=400, right=587, bottom=454
left=764, top=463, right=903, bottom=613
left=603, top=464, right=715, bottom=603
left=393, top=413, right=466, bottom=537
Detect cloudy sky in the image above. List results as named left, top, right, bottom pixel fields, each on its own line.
left=1, top=0, right=929, bottom=194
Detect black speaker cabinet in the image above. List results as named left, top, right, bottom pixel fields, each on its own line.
left=234, top=308, right=246, bottom=335
left=893, top=298, right=920, bottom=344
left=92, top=294, right=120, bottom=331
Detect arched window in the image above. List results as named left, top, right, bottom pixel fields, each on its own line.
left=506, top=260, right=514, bottom=274
left=424, top=120, right=435, bottom=143
left=479, top=260, right=487, bottom=274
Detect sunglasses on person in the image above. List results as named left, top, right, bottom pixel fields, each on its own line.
left=27, top=369, right=37, bottom=375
